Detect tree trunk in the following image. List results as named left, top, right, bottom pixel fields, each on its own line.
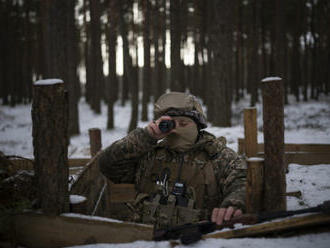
left=89, top=0, right=104, bottom=113
left=83, top=0, right=92, bottom=103
left=141, top=0, right=151, bottom=122
left=291, top=0, right=302, bottom=102
left=67, top=0, right=80, bottom=136
left=248, top=0, right=259, bottom=106
left=107, top=0, right=119, bottom=129
left=32, top=80, right=69, bottom=215
left=261, top=78, right=286, bottom=212
left=310, top=0, right=317, bottom=100
left=158, top=0, right=167, bottom=98
left=40, top=0, right=80, bottom=135
left=208, top=0, right=233, bottom=127
left=128, top=66, right=139, bottom=132
left=23, top=0, right=33, bottom=102
left=235, top=0, right=242, bottom=102
left=120, top=3, right=137, bottom=132
left=153, top=0, right=163, bottom=101
left=260, top=1, right=268, bottom=77
left=0, top=1, right=9, bottom=105
left=170, top=0, right=184, bottom=91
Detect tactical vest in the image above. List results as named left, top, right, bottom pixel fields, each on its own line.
left=134, top=145, right=220, bottom=228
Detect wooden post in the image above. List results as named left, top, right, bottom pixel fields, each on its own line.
left=246, top=158, right=264, bottom=213
left=244, top=107, right=258, bottom=157
left=261, top=77, right=286, bottom=211
left=32, top=79, right=69, bottom=215
left=237, top=138, right=245, bottom=155
left=89, top=128, right=102, bottom=157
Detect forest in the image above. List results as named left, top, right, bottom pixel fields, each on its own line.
left=0, top=0, right=329, bottom=136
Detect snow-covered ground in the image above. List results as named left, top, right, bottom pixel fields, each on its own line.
left=1, top=93, right=330, bottom=247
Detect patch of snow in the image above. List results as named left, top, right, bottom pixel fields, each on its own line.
left=34, top=78, right=63, bottom=85
left=247, top=157, right=264, bottom=162
left=286, top=163, right=330, bottom=210
left=69, top=195, right=87, bottom=204
left=66, top=233, right=330, bottom=248
left=67, top=241, right=170, bottom=248
left=61, top=213, right=124, bottom=224
left=261, top=77, right=282, bottom=82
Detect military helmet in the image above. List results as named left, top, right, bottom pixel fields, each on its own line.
left=154, top=92, right=207, bottom=129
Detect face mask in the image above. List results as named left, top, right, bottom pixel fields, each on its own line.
left=164, top=117, right=198, bottom=152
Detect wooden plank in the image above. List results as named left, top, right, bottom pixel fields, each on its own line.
left=69, top=166, right=85, bottom=176
left=244, top=108, right=258, bottom=157
left=11, top=212, right=153, bottom=248
left=246, top=158, right=264, bottom=213
left=89, top=128, right=102, bottom=157
left=32, top=81, right=69, bottom=215
left=261, top=77, right=286, bottom=212
left=68, top=158, right=90, bottom=167
left=284, top=144, right=330, bottom=153
left=285, top=152, right=330, bottom=165
left=109, top=184, right=136, bottom=203
left=238, top=140, right=330, bottom=155
left=7, top=158, right=34, bottom=170
left=238, top=138, right=330, bottom=154
left=285, top=191, right=302, bottom=198
left=205, top=213, right=330, bottom=239
left=255, top=152, right=330, bottom=166
left=69, top=155, right=105, bottom=215
left=8, top=158, right=90, bottom=171
left=238, top=138, right=245, bottom=155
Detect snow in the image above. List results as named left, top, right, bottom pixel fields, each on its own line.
left=69, top=195, right=87, bottom=204
left=247, top=157, right=264, bottom=162
left=65, top=233, right=330, bottom=248
left=261, top=76, right=282, bottom=82
left=286, top=163, right=330, bottom=210
left=1, top=93, right=330, bottom=247
left=34, top=78, right=63, bottom=85
left=61, top=213, right=123, bottom=224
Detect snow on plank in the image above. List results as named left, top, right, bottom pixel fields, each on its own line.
left=34, top=78, right=64, bottom=85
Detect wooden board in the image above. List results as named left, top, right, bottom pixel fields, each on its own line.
left=8, top=158, right=90, bottom=171
left=255, top=152, right=330, bottom=166
left=238, top=140, right=330, bottom=155
left=243, top=108, right=258, bottom=157
left=69, top=155, right=106, bottom=215
left=205, top=213, right=330, bottom=239
left=284, top=152, right=330, bottom=165
left=109, top=183, right=136, bottom=203
left=11, top=212, right=153, bottom=248
left=68, top=158, right=90, bottom=167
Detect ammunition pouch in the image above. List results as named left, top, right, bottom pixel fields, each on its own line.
left=140, top=193, right=202, bottom=229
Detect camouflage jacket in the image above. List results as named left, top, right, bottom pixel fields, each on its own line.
left=99, top=127, right=247, bottom=221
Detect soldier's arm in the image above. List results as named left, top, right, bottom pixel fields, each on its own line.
left=98, top=127, right=157, bottom=183
left=218, top=148, right=247, bottom=211
left=211, top=147, right=247, bottom=224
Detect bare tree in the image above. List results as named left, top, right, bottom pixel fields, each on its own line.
left=141, top=0, right=151, bottom=121
left=106, top=0, right=119, bottom=129
left=208, top=0, right=233, bottom=126
left=170, top=0, right=184, bottom=91
left=88, top=0, right=104, bottom=113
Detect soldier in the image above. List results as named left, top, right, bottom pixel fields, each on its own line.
left=99, top=92, right=246, bottom=228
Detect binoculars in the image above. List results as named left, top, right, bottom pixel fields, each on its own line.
left=158, top=120, right=176, bottom=133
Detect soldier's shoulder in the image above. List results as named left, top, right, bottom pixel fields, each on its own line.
left=197, top=131, right=228, bottom=159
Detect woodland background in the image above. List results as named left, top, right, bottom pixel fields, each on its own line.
left=1, top=0, right=329, bottom=136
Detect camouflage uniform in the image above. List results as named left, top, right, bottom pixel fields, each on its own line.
left=99, top=92, right=246, bottom=227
